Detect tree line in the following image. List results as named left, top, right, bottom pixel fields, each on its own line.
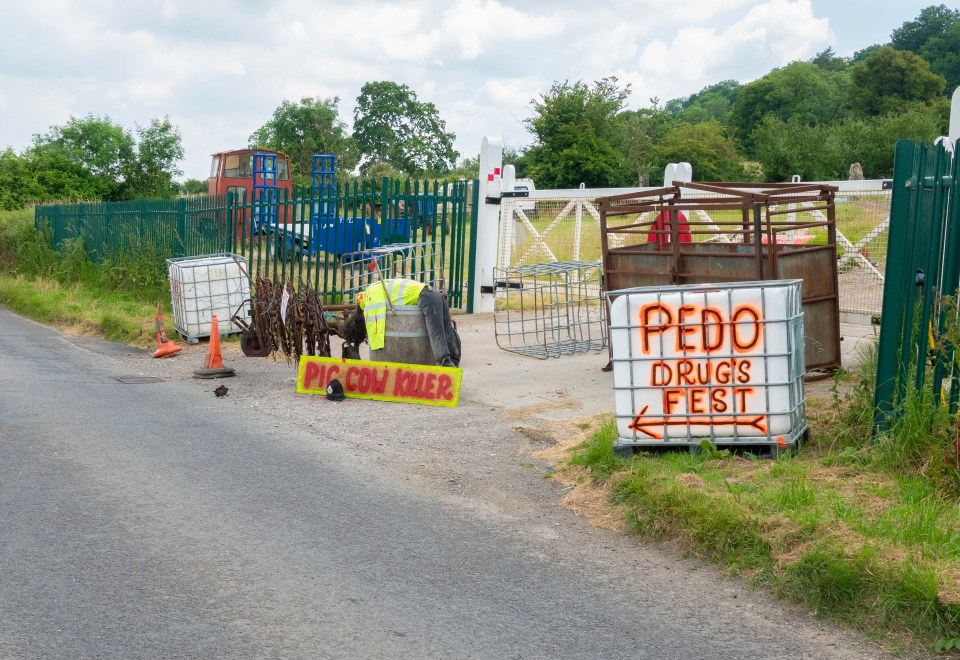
left=1, top=4, right=957, bottom=210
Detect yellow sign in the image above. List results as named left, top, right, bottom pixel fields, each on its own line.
left=297, top=356, right=461, bottom=407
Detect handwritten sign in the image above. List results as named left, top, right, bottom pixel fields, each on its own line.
left=609, top=282, right=804, bottom=443
left=297, top=356, right=461, bottom=407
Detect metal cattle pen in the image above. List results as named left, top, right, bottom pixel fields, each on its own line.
left=598, top=182, right=841, bottom=371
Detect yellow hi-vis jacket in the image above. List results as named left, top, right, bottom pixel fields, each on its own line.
left=360, top=278, right=426, bottom=350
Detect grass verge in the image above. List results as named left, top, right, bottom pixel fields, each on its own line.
left=0, top=207, right=170, bottom=345
left=557, top=365, right=960, bottom=653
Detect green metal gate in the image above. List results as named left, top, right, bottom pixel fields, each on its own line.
left=873, top=139, right=960, bottom=431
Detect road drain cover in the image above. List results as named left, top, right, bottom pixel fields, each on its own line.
left=116, top=376, right=163, bottom=384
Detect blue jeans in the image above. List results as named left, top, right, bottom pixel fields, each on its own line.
left=418, top=287, right=461, bottom=366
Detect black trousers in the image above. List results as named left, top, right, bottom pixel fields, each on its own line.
left=418, top=288, right=461, bottom=366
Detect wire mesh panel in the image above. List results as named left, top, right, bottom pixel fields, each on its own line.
left=494, top=260, right=607, bottom=359
left=832, top=188, right=891, bottom=321
left=338, top=242, right=442, bottom=303
left=608, top=280, right=806, bottom=452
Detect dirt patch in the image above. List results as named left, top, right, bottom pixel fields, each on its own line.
left=499, top=400, right=579, bottom=419
left=558, top=468, right=626, bottom=532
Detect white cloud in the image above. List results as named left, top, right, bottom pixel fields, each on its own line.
left=0, top=0, right=851, bottom=177
left=627, top=0, right=831, bottom=100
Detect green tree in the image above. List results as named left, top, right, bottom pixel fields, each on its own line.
left=809, top=47, right=849, bottom=72
left=752, top=106, right=946, bottom=182
left=520, top=77, right=633, bottom=188
left=832, top=107, right=945, bottom=178
left=891, top=4, right=959, bottom=52
left=180, top=179, right=208, bottom=196
left=752, top=117, right=845, bottom=182
left=654, top=121, right=747, bottom=182
left=122, top=116, right=184, bottom=199
left=353, top=81, right=457, bottom=176
left=30, top=114, right=135, bottom=200
left=0, top=149, right=42, bottom=210
left=249, top=97, right=357, bottom=186
left=610, top=102, right=677, bottom=186
left=731, top=62, right=850, bottom=152
left=850, top=46, right=946, bottom=116
left=891, top=5, right=960, bottom=92
left=666, top=80, right=741, bottom=126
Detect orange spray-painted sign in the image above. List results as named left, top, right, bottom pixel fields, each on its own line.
left=607, top=283, right=807, bottom=442
left=628, top=300, right=764, bottom=438
left=297, top=356, right=461, bottom=407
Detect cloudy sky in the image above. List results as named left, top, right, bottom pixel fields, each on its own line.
left=0, top=0, right=928, bottom=181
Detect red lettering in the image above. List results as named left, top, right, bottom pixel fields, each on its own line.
left=695, top=361, right=711, bottom=384
left=423, top=373, right=437, bottom=399
left=346, top=367, right=360, bottom=391
left=357, top=368, right=371, bottom=393
left=303, top=361, right=321, bottom=389
left=651, top=362, right=672, bottom=386
left=701, top=308, right=724, bottom=352
left=734, top=387, right=754, bottom=412
left=411, top=372, right=425, bottom=397
left=393, top=369, right=407, bottom=396
left=731, top=306, right=761, bottom=353
left=641, top=303, right=672, bottom=354
left=677, top=360, right=695, bottom=385
left=689, top=388, right=706, bottom=414
left=737, top=359, right=752, bottom=383
left=677, top=305, right=697, bottom=352
left=371, top=367, right=388, bottom=394
left=715, top=360, right=732, bottom=385
left=436, top=374, right=453, bottom=400
left=663, top=388, right=683, bottom=415
left=710, top=388, right=728, bottom=413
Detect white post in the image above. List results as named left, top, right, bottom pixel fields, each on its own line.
left=498, top=164, right=517, bottom=271
left=950, top=86, right=960, bottom=144
left=473, top=136, right=503, bottom=313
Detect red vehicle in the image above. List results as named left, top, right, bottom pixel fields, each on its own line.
left=207, top=149, right=292, bottom=199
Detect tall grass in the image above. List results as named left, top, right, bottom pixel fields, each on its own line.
left=563, top=347, right=960, bottom=650
left=0, top=207, right=170, bottom=344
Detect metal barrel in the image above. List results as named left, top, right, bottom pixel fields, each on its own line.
left=370, top=305, right=435, bottom=365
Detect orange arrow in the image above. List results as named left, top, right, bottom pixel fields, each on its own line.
left=627, top=405, right=767, bottom=440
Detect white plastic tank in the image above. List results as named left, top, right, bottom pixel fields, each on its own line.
left=607, top=280, right=805, bottom=449
left=167, top=254, right=250, bottom=343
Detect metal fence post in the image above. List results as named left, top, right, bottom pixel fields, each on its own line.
left=873, top=141, right=921, bottom=431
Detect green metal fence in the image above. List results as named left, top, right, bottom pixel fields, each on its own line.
left=35, top=177, right=477, bottom=310
left=873, top=139, right=960, bottom=431
left=36, top=195, right=231, bottom=262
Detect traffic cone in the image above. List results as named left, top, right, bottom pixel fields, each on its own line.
left=193, top=314, right=235, bottom=379
left=152, top=301, right=182, bottom=358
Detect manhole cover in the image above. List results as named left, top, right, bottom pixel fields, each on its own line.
left=116, top=376, right=163, bottom=384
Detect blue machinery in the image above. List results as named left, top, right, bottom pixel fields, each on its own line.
left=252, top=152, right=278, bottom=231
left=266, top=153, right=410, bottom=259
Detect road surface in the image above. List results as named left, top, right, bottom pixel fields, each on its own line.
left=0, top=307, right=885, bottom=659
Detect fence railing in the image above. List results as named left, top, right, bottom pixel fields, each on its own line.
left=35, top=177, right=477, bottom=310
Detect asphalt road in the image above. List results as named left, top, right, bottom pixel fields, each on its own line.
left=0, top=307, right=885, bottom=659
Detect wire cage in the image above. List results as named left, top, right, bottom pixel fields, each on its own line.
left=338, top=242, right=443, bottom=303
left=599, top=182, right=840, bottom=370
left=167, top=253, right=250, bottom=343
left=493, top=260, right=607, bottom=359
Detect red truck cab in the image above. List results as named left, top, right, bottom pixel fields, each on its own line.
left=207, top=149, right=292, bottom=198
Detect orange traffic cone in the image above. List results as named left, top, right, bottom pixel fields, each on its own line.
left=193, top=314, right=235, bottom=379
left=152, top=301, right=182, bottom=358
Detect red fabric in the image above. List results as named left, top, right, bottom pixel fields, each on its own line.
left=647, top=210, right=692, bottom=249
